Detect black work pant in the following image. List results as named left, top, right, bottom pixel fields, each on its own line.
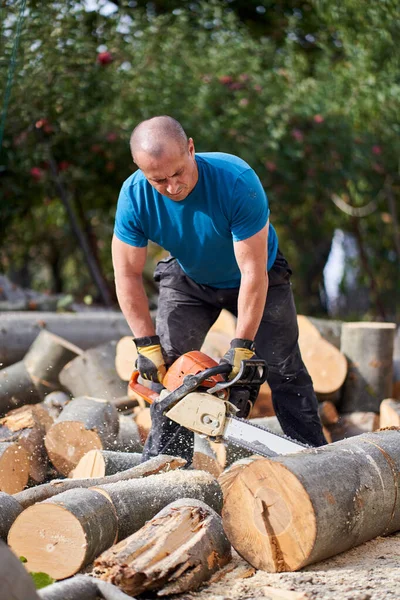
left=142, top=250, right=327, bottom=464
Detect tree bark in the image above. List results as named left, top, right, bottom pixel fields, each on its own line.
left=114, top=414, right=142, bottom=453
left=318, top=401, right=339, bottom=426
left=193, top=434, right=223, bottom=478
left=92, top=469, right=223, bottom=541
left=59, top=341, right=127, bottom=401
left=0, top=441, right=29, bottom=493
left=39, top=574, right=134, bottom=600
left=307, top=317, right=342, bottom=349
left=14, top=454, right=185, bottom=509
left=93, top=498, right=231, bottom=596
left=220, top=430, right=400, bottom=572
left=380, top=399, right=400, bottom=428
left=340, top=322, right=396, bottom=412
left=0, top=312, right=131, bottom=367
left=327, top=412, right=380, bottom=442
left=0, top=492, right=23, bottom=540
left=42, top=391, right=70, bottom=420
left=44, top=396, right=119, bottom=475
left=0, top=540, right=40, bottom=600
left=70, top=450, right=142, bottom=479
left=8, top=488, right=118, bottom=580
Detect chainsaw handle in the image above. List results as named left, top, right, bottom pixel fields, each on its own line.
left=128, top=370, right=160, bottom=405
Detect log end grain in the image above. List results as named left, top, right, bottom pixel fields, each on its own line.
left=44, top=421, right=103, bottom=476
left=0, top=443, right=30, bottom=493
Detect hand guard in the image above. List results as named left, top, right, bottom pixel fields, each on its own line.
left=133, top=335, right=167, bottom=384
left=220, top=338, right=256, bottom=380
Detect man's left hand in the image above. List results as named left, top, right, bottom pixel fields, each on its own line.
left=220, top=338, right=255, bottom=380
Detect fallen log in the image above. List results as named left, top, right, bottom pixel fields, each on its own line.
left=0, top=404, right=53, bottom=484
left=93, top=498, right=231, bottom=596
left=193, top=434, right=223, bottom=477
left=220, top=429, right=400, bottom=572
left=327, top=411, right=380, bottom=442
left=340, top=322, right=396, bottom=412
left=44, top=396, right=119, bottom=475
left=42, top=390, right=70, bottom=419
left=39, top=574, right=134, bottom=600
left=0, top=539, right=40, bottom=600
left=134, top=406, right=152, bottom=444
left=249, top=382, right=274, bottom=418
left=380, top=398, right=400, bottom=428
left=0, top=311, right=131, bottom=367
left=92, top=469, right=223, bottom=541
left=59, top=341, right=128, bottom=401
left=114, top=414, right=142, bottom=453
left=0, top=441, right=30, bottom=493
left=0, top=491, right=23, bottom=540
left=9, top=488, right=118, bottom=580
left=14, top=454, right=185, bottom=509
left=318, top=400, right=339, bottom=426
left=70, top=450, right=142, bottom=479
left=307, top=317, right=342, bottom=349
left=115, top=336, right=138, bottom=381
left=0, top=330, right=81, bottom=415
left=298, top=334, right=347, bottom=400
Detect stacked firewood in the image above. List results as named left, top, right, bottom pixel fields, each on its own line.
left=0, top=312, right=399, bottom=600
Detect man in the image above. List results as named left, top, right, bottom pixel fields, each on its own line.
left=112, top=115, right=326, bottom=464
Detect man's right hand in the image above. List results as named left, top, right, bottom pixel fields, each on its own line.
left=133, top=335, right=167, bottom=384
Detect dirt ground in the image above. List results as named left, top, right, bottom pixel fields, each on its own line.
left=183, top=532, right=400, bottom=600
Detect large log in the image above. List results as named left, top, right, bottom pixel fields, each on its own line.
left=380, top=398, right=400, bottom=428
left=42, top=391, right=70, bottom=419
left=0, top=441, right=30, bottom=493
left=114, top=414, right=142, bottom=453
left=93, top=498, right=231, bottom=596
left=327, top=411, right=380, bottom=442
left=59, top=341, right=127, bottom=401
left=220, top=430, right=400, bottom=572
left=14, top=454, right=185, bottom=509
left=39, top=574, right=134, bottom=600
left=340, top=322, right=396, bottom=412
left=0, top=540, right=40, bottom=600
left=92, top=469, right=223, bottom=541
left=0, top=330, right=82, bottom=415
left=193, top=434, right=223, bottom=477
left=8, top=488, right=118, bottom=580
left=115, top=336, right=137, bottom=381
left=0, top=311, right=131, bottom=367
left=44, top=396, right=119, bottom=475
left=0, top=492, right=23, bottom=540
left=0, top=404, right=53, bottom=484
left=70, top=450, right=142, bottom=479
left=307, top=317, right=342, bottom=349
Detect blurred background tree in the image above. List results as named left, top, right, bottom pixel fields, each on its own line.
left=1, top=0, right=398, bottom=320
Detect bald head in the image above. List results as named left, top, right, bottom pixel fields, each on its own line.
left=130, top=116, right=188, bottom=164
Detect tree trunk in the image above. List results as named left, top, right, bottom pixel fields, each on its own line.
left=0, top=442, right=29, bottom=493
left=379, top=399, right=400, bottom=428
left=220, top=430, right=400, bottom=572
left=92, top=469, right=223, bottom=541
left=0, top=361, right=42, bottom=415
left=307, top=317, right=342, bottom=349
left=39, top=574, right=134, bottom=600
left=0, top=540, right=40, bottom=600
left=59, top=341, right=127, bottom=401
left=115, top=415, right=142, bottom=453
left=340, top=322, right=396, bottom=412
left=8, top=488, right=118, bottom=580
left=0, top=312, right=131, bottom=367
left=44, top=396, right=119, bottom=475
left=0, top=492, right=23, bottom=540
left=70, top=450, right=142, bottom=479
left=14, top=454, right=185, bottom=509
left=93, top=498, right=231, bottom=596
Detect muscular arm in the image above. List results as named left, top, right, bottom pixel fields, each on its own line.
left=111, top=235, right=156, bottom=337
left=233, top=221, right=269, bottom=341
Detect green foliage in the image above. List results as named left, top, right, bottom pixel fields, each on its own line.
left=19, top=557, right=55, bottom=590
left=1, top=0, right=398, bottom=317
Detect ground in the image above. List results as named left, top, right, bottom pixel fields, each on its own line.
left=183, top=533, right=400, bottom=600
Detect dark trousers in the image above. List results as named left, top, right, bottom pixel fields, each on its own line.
left=142, top=251, right=327, bottom=464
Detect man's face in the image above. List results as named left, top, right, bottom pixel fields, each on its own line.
left=135, top=138, right=198, bottom=201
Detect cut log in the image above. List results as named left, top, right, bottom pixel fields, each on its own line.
left=220, top=429, right=400, bottom=572
left=8, top=488, right=118, bottom=580
left=0, top=311, right=132, bottom=367
left=201, top=330, right=231, bottom=361
left=111, top=395, right=139, bottom=412
left=39, top=574, right=133, bottom=600
left=93, top=498, right=231, bottom=596
left=114, top=414, right=142, bottom=453
left=44, top=396, right=119, bottom=476
left=115, top=336, right=137, bottom=381
left=0, top=492, right=23, bottom=540
left=380, top=398, right=400, bottom=428
left=193, top=434, right=223, bottom=477
left=0, top=404, right=54, bottom=484
left=318, top=401, right=339, bottom=426
left=327, top=411, right=380, bottom=442
left=42, top=391, right=70, bottom=419
left=0, top=330, right=81, bottom=416
left=299, top=337, right=347, bottom=398
left=307, top=317, right=342, bottom=349
left=59, top=341, right=127, bottom=401
left=0, top=540, right=40, bottom=600
left=340, top=322, right=396, bottom=412
left=91, top=469, right=223, bottom=541
left=14, top=454, right=185, bottom=509
left=134, top=406, right=152, bottom=444
left=249, top=382, right=274, bottom=418
left=0, top=442, right=29, bottom=493
left=70, top=450, right=142, bottom=479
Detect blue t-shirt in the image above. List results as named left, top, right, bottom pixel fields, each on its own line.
left=114, top=152, right=278, bottom=288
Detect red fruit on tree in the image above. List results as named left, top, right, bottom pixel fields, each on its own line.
left=97, top=51, right=113, bottom=65
left=30, top=167, right=43, bottom=181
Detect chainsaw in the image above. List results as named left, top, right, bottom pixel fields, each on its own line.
left=129, top=351, right=308, bottom=457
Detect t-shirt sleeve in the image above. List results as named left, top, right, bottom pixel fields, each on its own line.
left=230, top=169, right=269, bottom=242
left=114, top=185, right=148, bottom=248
